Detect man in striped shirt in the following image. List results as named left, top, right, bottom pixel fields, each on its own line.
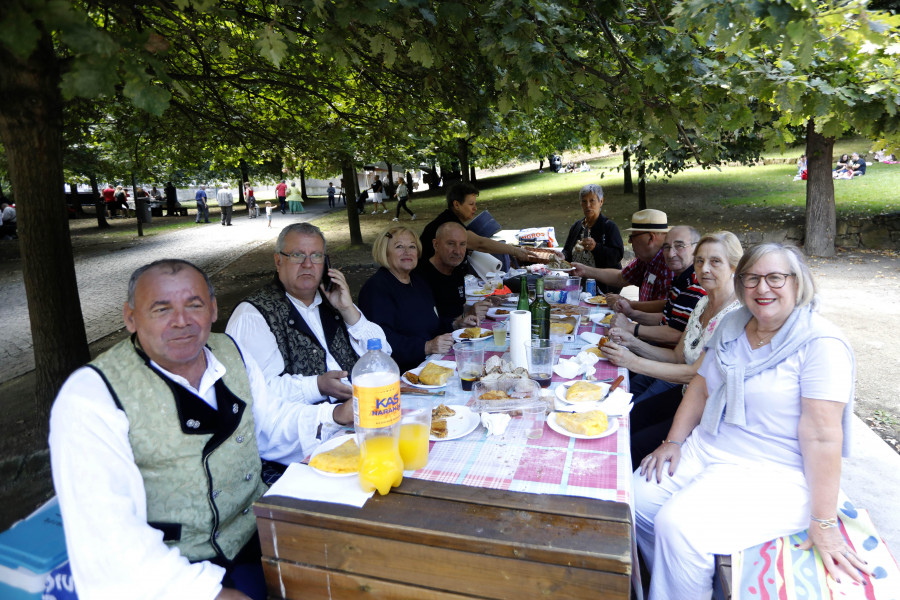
left=608, top=225, right=706, bottom=347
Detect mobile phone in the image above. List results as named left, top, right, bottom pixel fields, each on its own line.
left=322, top=255, right=334, bottom=292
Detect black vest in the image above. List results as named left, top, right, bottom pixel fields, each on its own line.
left=244, top=277, right=359, bottom=385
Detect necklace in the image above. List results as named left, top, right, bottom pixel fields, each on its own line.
left=752, top=320, right=778, bottom=347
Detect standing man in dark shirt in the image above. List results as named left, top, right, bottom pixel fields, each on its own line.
left=164, top=181, right=178, bottom=216
left=413, top=222, right=490, bottom=325
left=419, top=183, right=541, bottom=264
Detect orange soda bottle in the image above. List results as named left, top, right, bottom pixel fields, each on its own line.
left=352, top=339, right=403, bottom=495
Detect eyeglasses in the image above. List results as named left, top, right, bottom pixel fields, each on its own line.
left=738, top=272, right=796, bottom=289
left=279, top=251, right=326, bottom=264
left=661, top=242, right=698, bottom=252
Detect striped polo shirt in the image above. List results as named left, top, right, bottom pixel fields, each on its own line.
left=661, top=265, right=707, bottom=331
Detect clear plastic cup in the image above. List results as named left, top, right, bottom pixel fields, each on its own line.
left=492, top=321, right=508, bottom=347
left=399, top=397, right=431, bottom=471
left=454, top=342, right=484, bottom=392
left=526, top=339, right=554, bottom=388
left=523, top=404, right=546, bottom=439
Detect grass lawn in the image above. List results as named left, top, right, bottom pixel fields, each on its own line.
left=315, top=139, right=897, bottom=256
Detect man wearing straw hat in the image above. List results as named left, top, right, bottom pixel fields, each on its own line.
left=572, top=208, right=674, bottom=303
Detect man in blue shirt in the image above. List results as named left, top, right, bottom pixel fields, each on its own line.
left=195, top=185, right=210, bottom=223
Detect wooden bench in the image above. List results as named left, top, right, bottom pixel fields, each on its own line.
left=254, top=478, right=634, bottom=599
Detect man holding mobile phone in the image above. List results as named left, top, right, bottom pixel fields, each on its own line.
left=225, top=223, right=391, bottom=466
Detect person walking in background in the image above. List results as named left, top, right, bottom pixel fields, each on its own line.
left=275, top=179, right=288, bottom=214
left=245, top=183, right=257, bottom=218
left=102, top=183, right=117, bottom=217
left=164, top=181, right=178, bottom=216
left=392, top=176, right=415, bottom=222
left=327, top=182, right=336, bottom=209
left=265, top=201, right=273, bottom=228
left=218, top=182, right=234, bottom=226
left=114, top=185, right=129, bottom=218
left=286, top=182, right=304, bottom=213
left=370, top=175, right=387, bottom=214
left=194, top=185, right=210, bottom=223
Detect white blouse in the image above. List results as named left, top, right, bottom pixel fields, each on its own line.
left=682, top=296, right=741, bottom=365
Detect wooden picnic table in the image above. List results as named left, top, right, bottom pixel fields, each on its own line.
left=255, top=301, right=638, bottom=599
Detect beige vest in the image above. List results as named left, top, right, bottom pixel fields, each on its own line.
left=89, top=334, right=268, bottom=562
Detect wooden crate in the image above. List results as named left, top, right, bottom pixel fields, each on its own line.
left=255, top=478, right=633, bottom=599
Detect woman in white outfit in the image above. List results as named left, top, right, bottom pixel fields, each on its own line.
left=602, top=231, right=743, bottom=467
left=633, top=243, right=870, bottom=599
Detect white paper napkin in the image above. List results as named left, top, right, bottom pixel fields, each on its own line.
left=481, top=412, right=511, bottom=435
left=553, top=354, right=599, bottom=379
left=263, top=463, right=374, bottom=507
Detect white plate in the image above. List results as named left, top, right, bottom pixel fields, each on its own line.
left=554, top=380, right=612, bottom=404
left=486, top=307, right=512, bottom=320
left=430, top=405, right=480, bottom=441
left=547, top=412, right=619, bottom=440
left=468, top=289, right=493, bottom=296
left=401, top=360, right=457, bottom=389
left=452, top=328, right=492, bottom=342
left=308, top=434, right=358, bottom=478
left=548, top=267, right=576, bottom=273
left=585, top=296, right=609, bottom=306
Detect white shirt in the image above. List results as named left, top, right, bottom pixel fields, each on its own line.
left=49, top=345, right=329, bottom=600
left=216, top=188, right=233, bottom=206
left=225, top=291, right=391, bottom=406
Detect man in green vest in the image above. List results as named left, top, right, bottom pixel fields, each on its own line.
left=49, top=259, right=311, bottom=600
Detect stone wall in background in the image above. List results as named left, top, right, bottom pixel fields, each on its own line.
left=734, top=214, right=900, bottom=251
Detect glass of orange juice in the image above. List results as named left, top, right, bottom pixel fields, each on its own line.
left=398, top=397, right=431, bottom=471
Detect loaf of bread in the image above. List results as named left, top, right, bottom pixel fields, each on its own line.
left=565, top=381, right=607, bottom=402
left=555, top=410, right=609, bottom=436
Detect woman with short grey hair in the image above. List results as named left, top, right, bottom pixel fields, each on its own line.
left=561, top=183, right=624, bottom=293
left=634, top=243, right=868, bottom=599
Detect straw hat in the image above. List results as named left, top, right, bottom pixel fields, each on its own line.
left=625, top=209, right=671, bottom=233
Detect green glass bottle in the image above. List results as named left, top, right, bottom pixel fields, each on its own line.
left=517, top=275, right=530, bottom=311
left=530, top=277, right=551, bottom=339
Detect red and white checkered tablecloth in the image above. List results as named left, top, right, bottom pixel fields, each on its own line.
left=407, top=312, right=634, bottom=505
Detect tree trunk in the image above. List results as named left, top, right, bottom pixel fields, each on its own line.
left=804, top=119, right=836, bottom=257
left=300, top=167, right=308, bottom=201
left=90, top=173, right=110, bottom=229
left=239, top=159, right=249, bottom=204
left=470, top=165, right=476, bottom=182
left=406, top=171, right=414, bottom=198
left=342, top=159, right=362, bottom=245
left=386, top=162, right=394, bottom=188
left=0, top=33, right=90, bottom=434
left=458, top=137, right=470, bottom=183
left=637, top=161, right=647, bottom=210
left=132, top=172, right=144, bottom=237
left=623, top=149, right=634, bottom=194
left=538, top=157, right=544, bottom=171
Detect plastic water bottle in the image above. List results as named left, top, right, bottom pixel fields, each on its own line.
left=352, top=339, right=403, bottom=495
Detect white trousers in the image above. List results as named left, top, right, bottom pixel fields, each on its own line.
left=633, top=432, right=812, bottom=600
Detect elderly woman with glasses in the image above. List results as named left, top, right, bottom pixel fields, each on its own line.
left=562, top=184, right=624, bottom=293
left=633, top=243, right=867, bottom=599
left=359, top=226, right=455, bottom=371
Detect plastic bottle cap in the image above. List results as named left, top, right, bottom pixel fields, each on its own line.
left=367, top=339, right=381, bottom=351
